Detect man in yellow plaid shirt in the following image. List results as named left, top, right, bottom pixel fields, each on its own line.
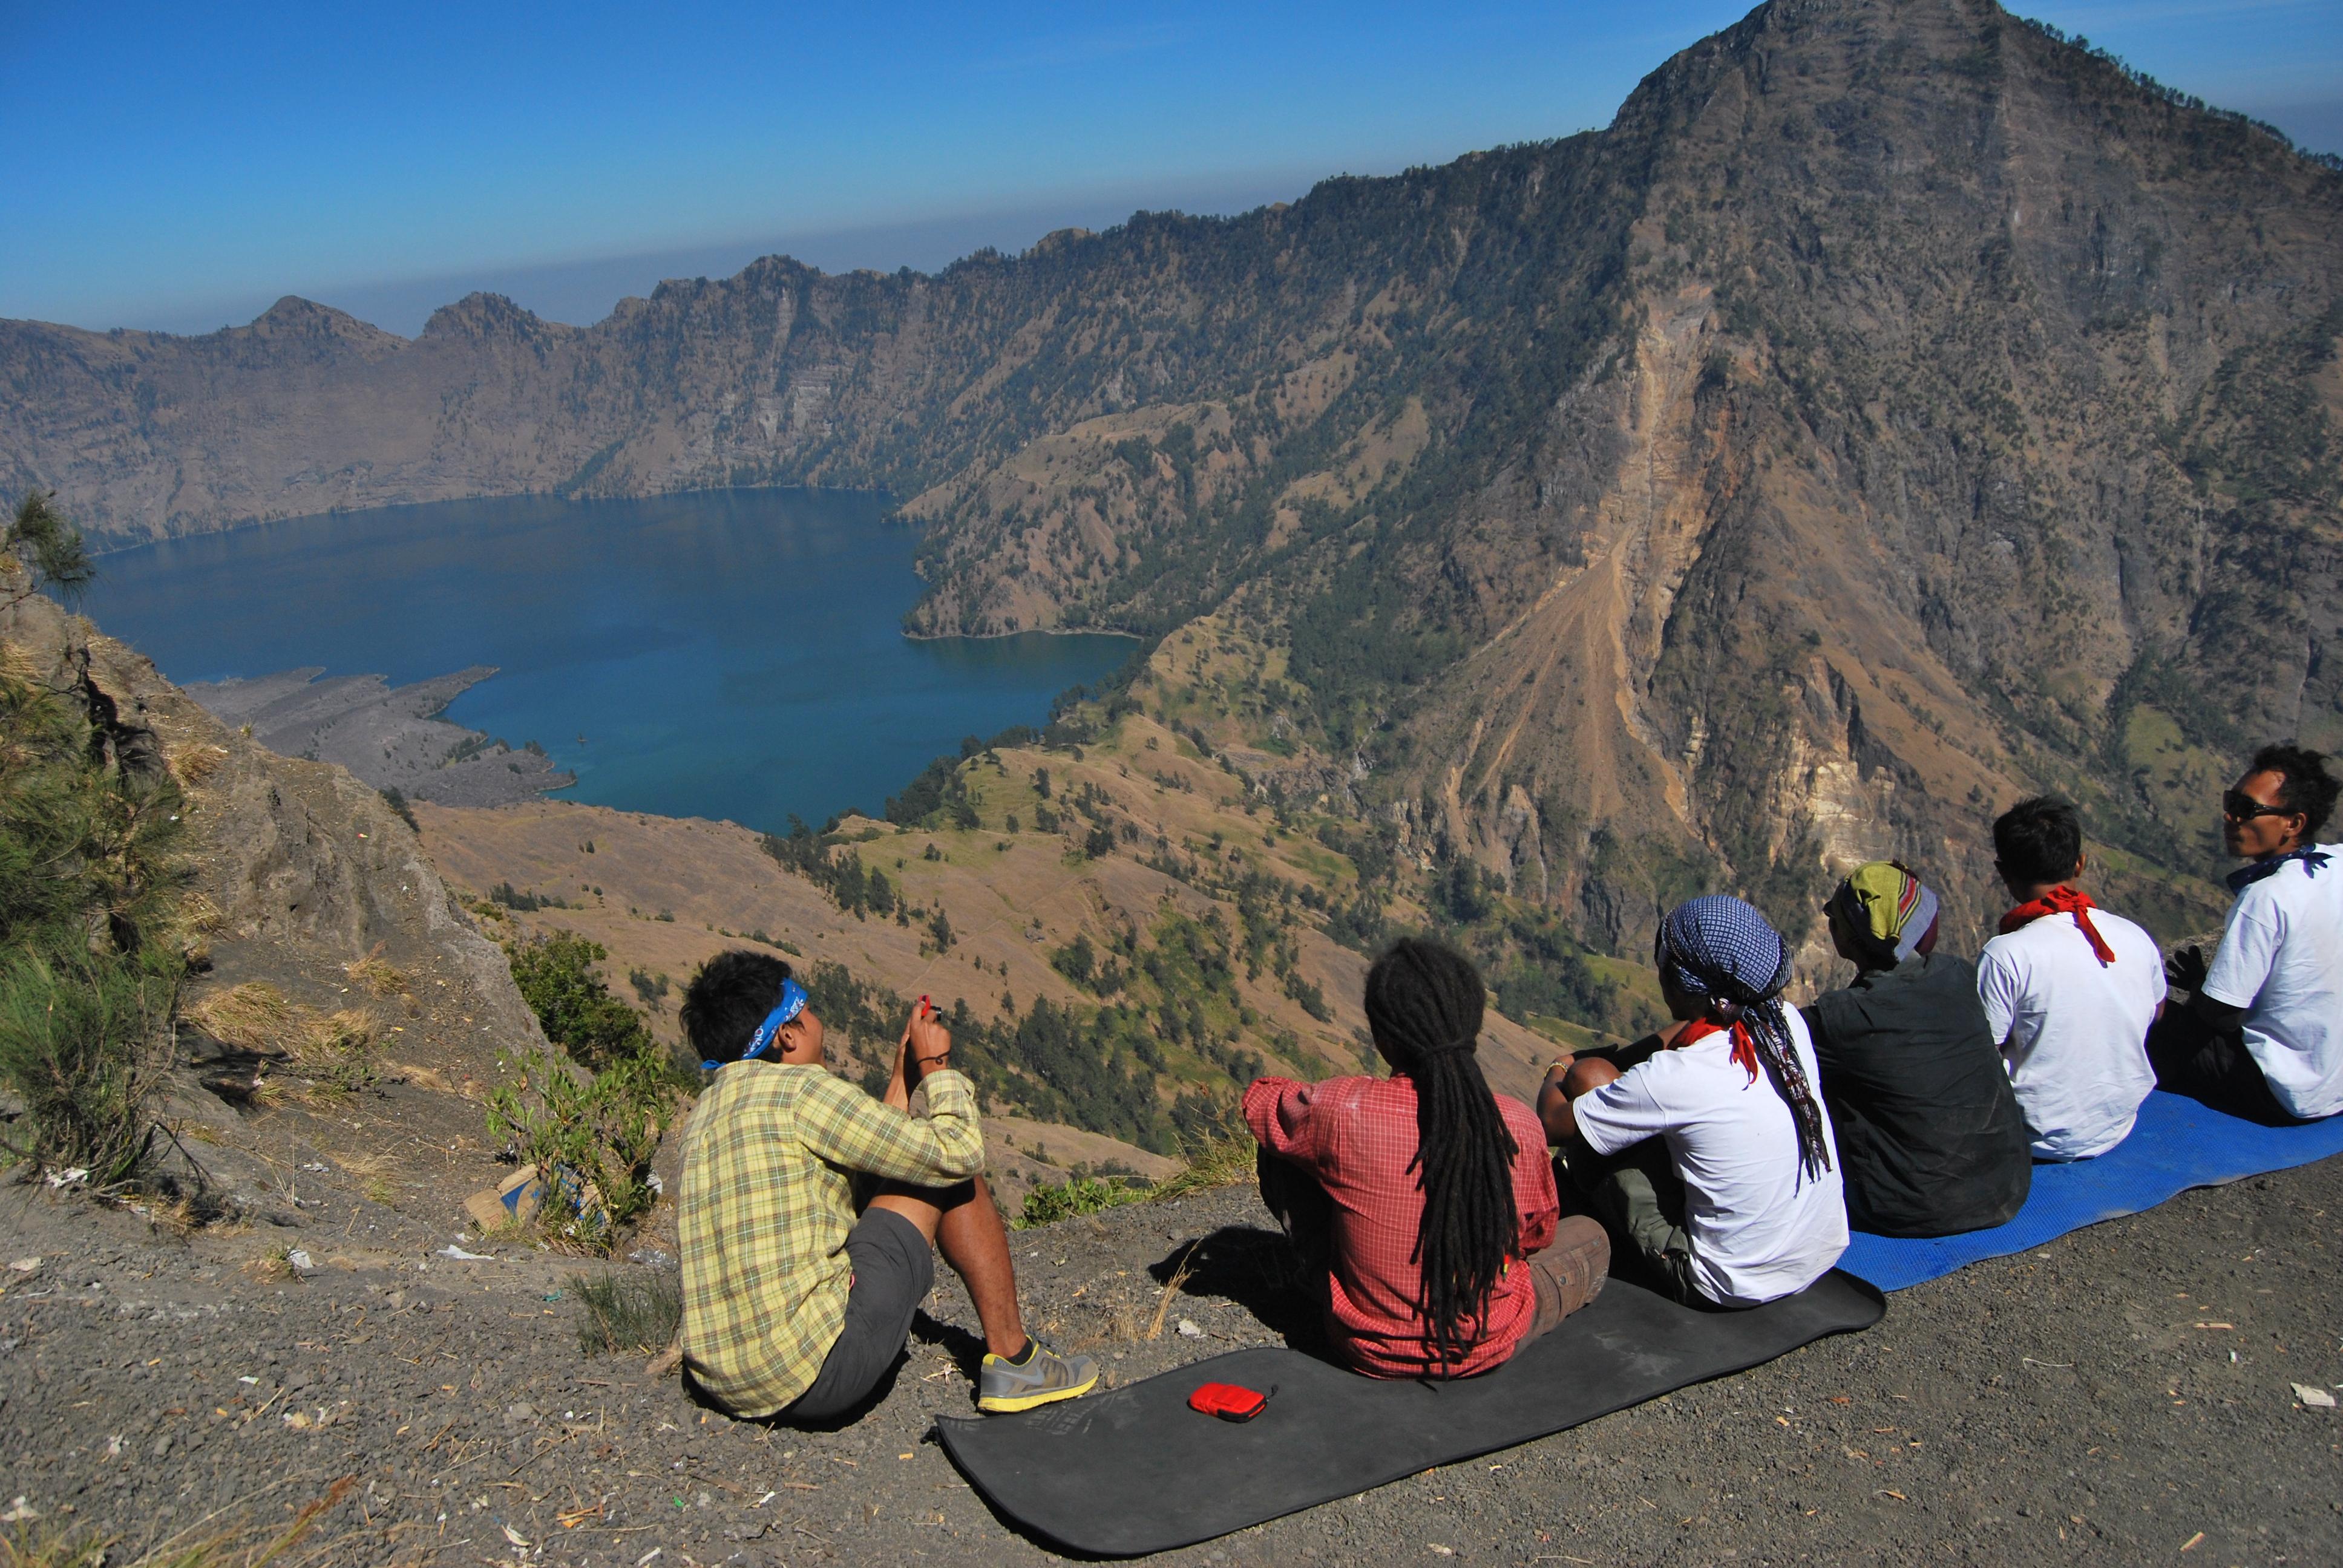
left=678, top=950, right=1098, bottom=1422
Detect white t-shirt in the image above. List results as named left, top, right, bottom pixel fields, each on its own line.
left=2203, top=846, right=2343, bottom=1120
left=1574, top=1008, right=1848, bottom=1306
left=1977, top=904, right=2166, bottom=1159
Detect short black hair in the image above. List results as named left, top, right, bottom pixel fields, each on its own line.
left=1993, top=795, right=2083, bottom=886
left=2249, top=743, right=2340, bottom=838
left=680, top=949, right=795, bottom=1065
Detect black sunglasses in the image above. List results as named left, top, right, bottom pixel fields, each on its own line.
left=2222, top=789, right=2294, bottom=823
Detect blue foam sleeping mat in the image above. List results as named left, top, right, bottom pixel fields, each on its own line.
left=1839, top=1088, right=2343, bottom=1292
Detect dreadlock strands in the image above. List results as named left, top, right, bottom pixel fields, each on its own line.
left=1657, top=898, right=1833, bottom=1185
left=1364, top=937, right=1520, bottom=1374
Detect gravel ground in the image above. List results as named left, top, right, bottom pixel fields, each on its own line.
left=1, top=1154, right=2338, bottom=1567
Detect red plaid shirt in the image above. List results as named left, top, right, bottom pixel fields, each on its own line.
left=1244, top=1073, right=1558, bottom=1378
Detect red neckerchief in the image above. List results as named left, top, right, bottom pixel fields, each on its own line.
left=1675, top=1016, right=1760, bottom=1084
left=1999, top=884, right=2115, bottom=965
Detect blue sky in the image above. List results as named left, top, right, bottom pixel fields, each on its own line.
left=4, top=1, right=2338, bottom=336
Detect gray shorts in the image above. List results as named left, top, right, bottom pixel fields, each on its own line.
left=778, top=1207, right=934, bottom=1423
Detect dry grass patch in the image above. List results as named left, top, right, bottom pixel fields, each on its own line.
left=165, top=741, right=229, bottom=787
left=298, top=1007, right=376, bottom=1060
left=330, top=1150, right=401, bottom=1206
left=343, top=953, right=407, bottom=997
left=289, top=1010, right=379, bottom=1099
left=1145, top=1247, right=1201, bottom=1341
left=1150, top=1129, right=1257, bottom=1203
left=1077, top=1293, right=1149, bottom=1350
left=183, top=985, right=379, bottom=1101
left=1, top=1472, right=354, bottom=1568
left=175, top=890, right=224, bottom=936
left=240, top=1246, right=296, bottom=1284
left=183, top=982, right=297, bottom=1054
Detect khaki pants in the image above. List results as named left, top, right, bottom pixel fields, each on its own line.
left=1558, top=1134, right=1704, bottom=1308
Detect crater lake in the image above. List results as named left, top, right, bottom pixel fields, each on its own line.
left=80, top=488, right=1134, bottom=831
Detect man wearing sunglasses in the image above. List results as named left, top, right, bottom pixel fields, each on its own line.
left=2150, top=745, right=2343, bottom=1122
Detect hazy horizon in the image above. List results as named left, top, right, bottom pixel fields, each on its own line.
left=5, top=1, right=2338, bottom=338
left=91, top=167, right=1331, bottom=341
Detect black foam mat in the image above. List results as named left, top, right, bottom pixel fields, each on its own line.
left=936, top=1269, right=1886, bottom=1557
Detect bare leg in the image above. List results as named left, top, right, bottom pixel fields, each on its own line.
left=867, top=1177, right=1029, bottom=1359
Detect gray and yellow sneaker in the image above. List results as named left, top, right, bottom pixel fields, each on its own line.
left=977, top=1336, right=1099, bottom=1414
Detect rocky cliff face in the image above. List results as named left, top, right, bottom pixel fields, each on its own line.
left=0, top=577, right=550, bottom=1215
left=5, top=0, right=2336, bottom=961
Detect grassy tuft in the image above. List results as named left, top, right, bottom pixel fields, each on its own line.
left=182, top=983, right=295, bottom=1053
left=0, top=946, right=180, bottom=1184
left=1149, top=1128, right=1259, bottom=1203
left=183, top=986, right=379, bottom=1101
left=164, top=742, right=228, bottom=788
left=573, top=1269, right=683, bottom=1355
left=1012, top=1126, right=1258, bottom=1229
left=1015, top=1174, right=1152, bottom=1228
left=343, top=954, right=408, bottom=997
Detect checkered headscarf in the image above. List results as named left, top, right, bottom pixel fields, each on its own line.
left=1655, top=895, right=1832, bottom=1183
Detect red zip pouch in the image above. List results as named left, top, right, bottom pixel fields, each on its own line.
left=1188, top=1382, right=1270, bottom=1422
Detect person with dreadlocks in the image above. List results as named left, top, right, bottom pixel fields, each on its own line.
left=2149, top=745, right=2343, bottom=1122
left=1801, top=860, right=2031, bottom=1236
left=1243, top=937, right=1610, bottom=1378
left=1539, top=895, right=1846, bottom=1308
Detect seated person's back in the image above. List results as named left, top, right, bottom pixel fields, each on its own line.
left=1246, top=938, right=1608, bottom=1377
left=1804, top=862, right=2031, bottom=1236
left=1977, top=797, right=2164, bottom=1159
left=677, top=950, right=1095, bottom=1422
left=1543, top=895, right=1849, bottom=1308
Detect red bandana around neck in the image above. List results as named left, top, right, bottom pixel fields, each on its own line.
left=1674, top=1016, right=1761, bottom=1084
left=1999, top=884, right=2115, bottom=965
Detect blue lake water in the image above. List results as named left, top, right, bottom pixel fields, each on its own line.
left=81, top=489, right=1134, bottom=832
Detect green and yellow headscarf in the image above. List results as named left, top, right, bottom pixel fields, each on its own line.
left=1826, top=860, right=1941, bottom=966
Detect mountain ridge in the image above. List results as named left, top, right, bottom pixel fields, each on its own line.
left=6, top=0, right=2339, bottom=974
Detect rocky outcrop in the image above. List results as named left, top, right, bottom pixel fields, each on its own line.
left=0, top=580, right=548, bottom=1103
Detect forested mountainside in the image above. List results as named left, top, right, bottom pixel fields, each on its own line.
left=5, top=0, right=2338, bottom=970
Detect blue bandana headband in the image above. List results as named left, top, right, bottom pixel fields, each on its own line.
left=703, top=978, right=807, bottom=1071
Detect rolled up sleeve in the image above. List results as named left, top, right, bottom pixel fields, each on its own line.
left=798, top=1069, right=985, bottom=1185
left=1242, top=1076, right=1323, bottom=1167
left=1572, top=1068, right=1670, bottom=1158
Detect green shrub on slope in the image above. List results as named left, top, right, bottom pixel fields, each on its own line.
left=0, top=495, right=187, bottom=1183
